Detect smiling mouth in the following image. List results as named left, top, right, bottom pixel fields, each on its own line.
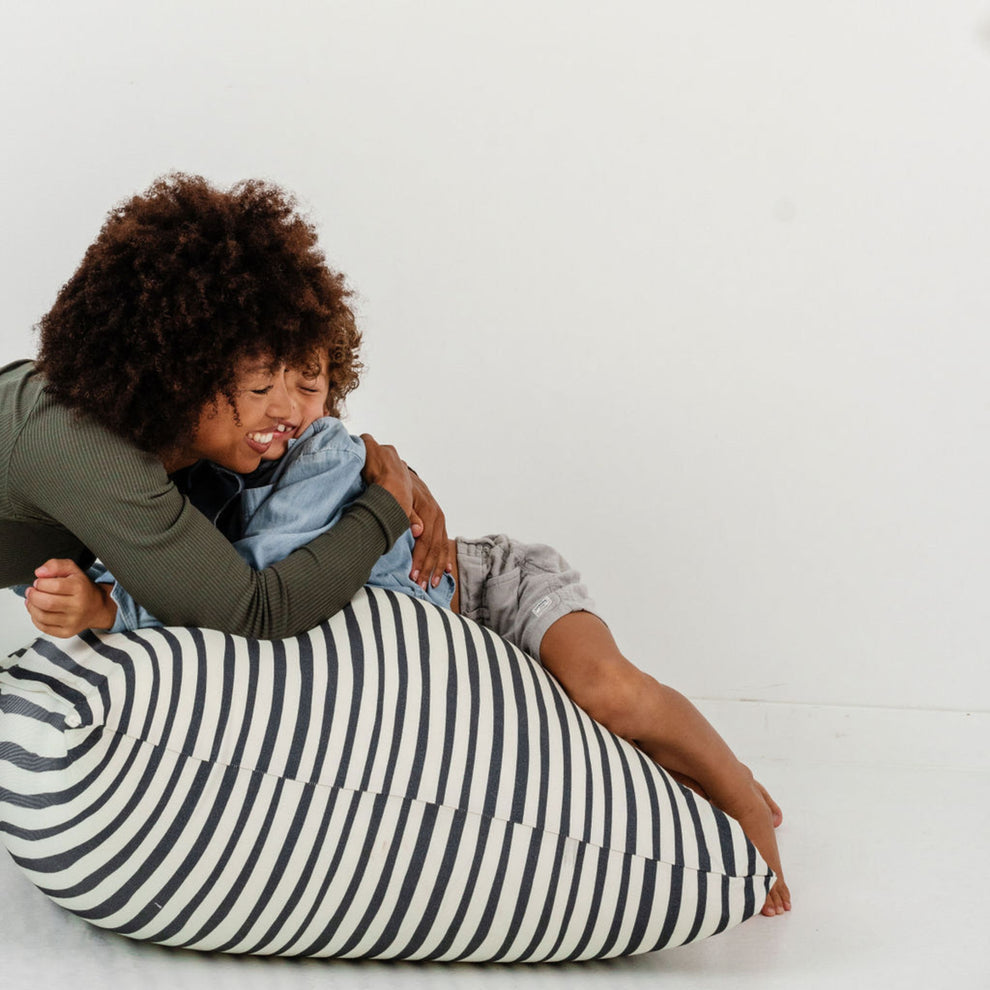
left=246, top=424, right=292, bottom=445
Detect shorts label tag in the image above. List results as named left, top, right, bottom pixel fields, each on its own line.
left=532, top=595, right=554, bottom=618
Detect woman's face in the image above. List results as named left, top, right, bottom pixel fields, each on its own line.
left=175, top=358, right=295, bottom=473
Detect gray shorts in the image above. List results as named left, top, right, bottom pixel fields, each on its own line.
left=454, top=534, right=598, bottom=659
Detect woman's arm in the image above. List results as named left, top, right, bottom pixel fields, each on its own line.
left=12, top=400, right=410, bottom=639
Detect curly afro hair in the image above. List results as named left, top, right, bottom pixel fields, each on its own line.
left=37, top=172, right=362, bottom=456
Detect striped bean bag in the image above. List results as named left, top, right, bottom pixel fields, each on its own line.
left=0, top=587, right=771, bottom=962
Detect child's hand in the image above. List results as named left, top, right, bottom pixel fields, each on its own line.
left=24, top=558, right=118, bottom=638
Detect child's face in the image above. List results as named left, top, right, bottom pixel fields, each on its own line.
left=258, top=353, right=330, bottom=461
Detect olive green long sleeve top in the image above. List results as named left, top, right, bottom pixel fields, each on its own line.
left=0, top=360, right=410, bottom=638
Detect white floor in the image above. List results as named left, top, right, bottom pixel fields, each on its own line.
left=1, top=593, right=988, bottom=989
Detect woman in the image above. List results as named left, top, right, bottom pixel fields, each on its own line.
left=0, top=172, right=450, bottom=638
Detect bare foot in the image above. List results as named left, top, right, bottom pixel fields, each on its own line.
left=717, top=772, right=791, bottom=918
left=762, top=878, right=791, bottom=917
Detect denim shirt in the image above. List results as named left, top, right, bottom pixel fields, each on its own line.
left=94, top=417, right=454, bottom=632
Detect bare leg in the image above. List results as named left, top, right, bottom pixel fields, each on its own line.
left=539, top=612, right=791, bottom=917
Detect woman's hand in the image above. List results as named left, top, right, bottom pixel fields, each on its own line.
left=24, top=558, right=118, bottom=637
left=407, top=470, right=452, bottom=590
left=360, top=435, right=452, bottom=590
left=360, top=434, right=414, bottom=517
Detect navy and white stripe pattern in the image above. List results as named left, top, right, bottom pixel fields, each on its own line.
left=0, top=587, right=771, bottom=961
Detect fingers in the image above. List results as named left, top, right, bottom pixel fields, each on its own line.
left=24, top=590, right=76, bottom=638
left=31, top=576, right=85, bottom=597
left=411, top=539, right=443, bottom=590
left=24, top=587, right=70, bottom=613
left=24, top=559, right=112, bottom=638
left=410, top=514, right=450, bottom=590
left=34, top=557, right=84, bottom=579
left=406, top=470, right=452, bottom=589
left=423, top=523, right=448, bottom=588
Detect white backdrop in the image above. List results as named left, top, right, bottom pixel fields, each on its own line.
left=1, top=1, right=987, bottom=711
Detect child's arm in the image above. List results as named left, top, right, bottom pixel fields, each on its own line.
left=89, top=566, right=165, bottom=632
left=23, top=559, right=118, bottom=638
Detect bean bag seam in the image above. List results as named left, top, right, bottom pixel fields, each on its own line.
left=99, top=723, right=770, bottom=882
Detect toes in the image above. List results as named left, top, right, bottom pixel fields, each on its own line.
left=761, top=882, right=791, bottom=917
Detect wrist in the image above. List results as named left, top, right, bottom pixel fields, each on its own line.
left=95, top=583, right=119, bottom=631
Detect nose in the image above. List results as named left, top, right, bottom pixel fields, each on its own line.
left=265, top=370, right=294, bottom=421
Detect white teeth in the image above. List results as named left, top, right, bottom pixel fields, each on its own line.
left=248, top=425, right=291, bottom=444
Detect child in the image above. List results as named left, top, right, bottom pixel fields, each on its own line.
left=24, top=353, right=791, bottom=917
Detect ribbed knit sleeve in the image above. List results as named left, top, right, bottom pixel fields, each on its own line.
left=4, top=367, right=410, bottom=639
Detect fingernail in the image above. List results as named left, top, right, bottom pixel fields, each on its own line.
left=411, top=570, right=419, bottom=583
left=420, top=580, right=427, bottom=591
left=432, top=575, right=440, bottom=588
